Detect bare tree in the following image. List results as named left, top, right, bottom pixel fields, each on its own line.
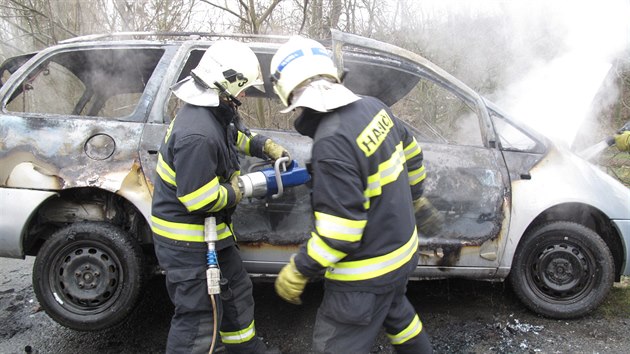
left=0, top=0, right=199, bottom=60
left=200, top=0, right=283, bottom=34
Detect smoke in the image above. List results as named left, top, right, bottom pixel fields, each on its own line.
left=489, top=0, right=629, bottom=147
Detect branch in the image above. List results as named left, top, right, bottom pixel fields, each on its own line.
left=8, top=0, right=78, bottom=37
left=299, top=0, right=308, bottom=34
left=1, top=16, right=49, bottom=46
left=0, top=39, right=26, bottom=55
left=257, top=0, right=283, bottom=25
left=199, top=0, right=248, bottom=23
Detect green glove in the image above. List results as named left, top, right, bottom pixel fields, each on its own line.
left=615, top=131, right=630, bottom=152
left=275, top=255, right=308, bottom=305
left=263, top=139, right=291, bottom=161
left=229, top=173, right=242, bottom=205
left=413, top=197, right=444, bottom=237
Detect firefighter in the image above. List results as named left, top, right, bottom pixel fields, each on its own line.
left=151, top=40, right=286, bottom=354
left=269, top=36, right=434, bottom=353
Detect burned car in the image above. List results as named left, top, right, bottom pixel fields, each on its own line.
left=1, top=31, right=629, bottom=331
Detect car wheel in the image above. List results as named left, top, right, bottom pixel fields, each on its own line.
left=33, top=221, right=144, bottom=331
left=509, top=221, right=614, bottom=319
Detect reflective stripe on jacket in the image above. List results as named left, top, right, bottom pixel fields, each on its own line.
left=294, top=96, right=426, bottom=290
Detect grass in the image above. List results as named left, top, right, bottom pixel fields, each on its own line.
left=597, top=149, right=630, bottom=186
left=594, top=149, right=630, bottom=318
left=600, top=276, right=630, bottom=318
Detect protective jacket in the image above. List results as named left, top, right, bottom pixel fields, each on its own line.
left=293, top=96, right=426, bottom=292
left=151, top=102, right=268, bottom=250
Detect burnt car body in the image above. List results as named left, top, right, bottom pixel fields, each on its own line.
left=1, top=31, right=629, bottom=331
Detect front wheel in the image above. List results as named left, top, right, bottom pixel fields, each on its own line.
left=509, top=221, right=614, bottom=319
left=33, top=222, right=145, bottom=331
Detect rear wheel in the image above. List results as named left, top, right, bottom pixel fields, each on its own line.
left=33, top=222, right=144, bottom=331
left=509, top=221, right=614, bottom=319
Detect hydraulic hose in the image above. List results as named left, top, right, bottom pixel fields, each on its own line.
left=205, top=217, right=221, bottom=354
left=209, top=295, right=218, bottom=354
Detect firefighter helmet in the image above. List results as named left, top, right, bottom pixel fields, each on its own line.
left=172, top=39, right=264, bottom=107
left=269, top=36, right=340, bottom=108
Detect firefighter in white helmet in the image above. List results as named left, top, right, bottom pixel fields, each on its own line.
left=151, top=39, right=285, bottom=354
left=270, top=36, right=435, bottom=353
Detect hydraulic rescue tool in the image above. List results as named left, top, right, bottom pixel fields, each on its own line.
left=238, top=156, right=311, bottom=199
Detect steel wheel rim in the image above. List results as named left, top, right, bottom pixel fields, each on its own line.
left=48, top=239, right=123, bottom=314
left=527, top=239, right=596, bottom=303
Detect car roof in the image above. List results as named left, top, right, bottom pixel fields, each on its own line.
left=3, top=31, right=479, bottom=108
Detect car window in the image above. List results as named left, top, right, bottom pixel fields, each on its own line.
left=490, top=111, right=541, bottom=152
left=167, top=48, right=297, bottom=130
left=5, top=48, right=164, bottom=119
left=391, top=79, right=483, bottom=147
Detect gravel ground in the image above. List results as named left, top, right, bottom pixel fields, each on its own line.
left=1, top=257, right=629, bottom=354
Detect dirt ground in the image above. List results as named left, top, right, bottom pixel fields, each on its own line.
left=1, top=257, right=629, bottom=354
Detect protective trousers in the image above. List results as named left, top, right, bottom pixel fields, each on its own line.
left=312, top=282, right=432, bottom=354
left=154, top=239, right=267, bottom=354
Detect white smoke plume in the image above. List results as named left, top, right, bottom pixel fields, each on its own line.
left=489, top=0, right=629, bottom=147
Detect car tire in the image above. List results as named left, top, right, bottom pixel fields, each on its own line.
left=33, top=221, right=145, bottom=331
left=509, top=221, right=614, bottom=319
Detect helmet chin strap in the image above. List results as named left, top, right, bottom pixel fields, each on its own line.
left=213, top=81, right=253, bottom=138
left=213, top=81, right=242, bottom=107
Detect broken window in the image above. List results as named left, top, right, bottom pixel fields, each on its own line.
left=5, top=48, right=164, bottom=119
left=392, top=79, right=483, bottom=147
left=165, top=48, right=292, bottom=129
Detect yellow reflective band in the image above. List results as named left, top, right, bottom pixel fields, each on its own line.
left=307, top=232, right=347, bottom=267
left=151, top=216, right=233, bottom=242
left=178, top=177, right=220, bottom=212
left=236, top=131, right=252, bottom=155
left=387, top=314, right=423, bottom=345
left=208, top=185, right=229, bottom=212
left=364, top=143, right=405, bottom=199
left=216, top=222, right=233, bottom=241
left=408, top=165, right=426, bottom=186
left=156, top=153, right=176, bottom=186
left=356, top=109, right=394, bottom=157
left=325, top=228, right=418, bottom=281
left=315, top=212, right=366, bottom=242
left=404, top=138, right=421, bottom=160
left=150, top=216, right=204, bottom=242
left=220, top=320, right=256, bottom=344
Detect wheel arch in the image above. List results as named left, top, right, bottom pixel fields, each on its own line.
left=22, top=187, right=153, bottom=261
left=522, top=202, right=624, bottom=281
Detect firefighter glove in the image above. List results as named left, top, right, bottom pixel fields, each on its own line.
left=275, top=255, right=308, bottom=305
left=263, top=139, right=291, bottom=162
left=229, top=173, right=242, bottom=205
left=615, top=131, right=630, bottom=152
left=413, top=197, right=444, bottom=237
